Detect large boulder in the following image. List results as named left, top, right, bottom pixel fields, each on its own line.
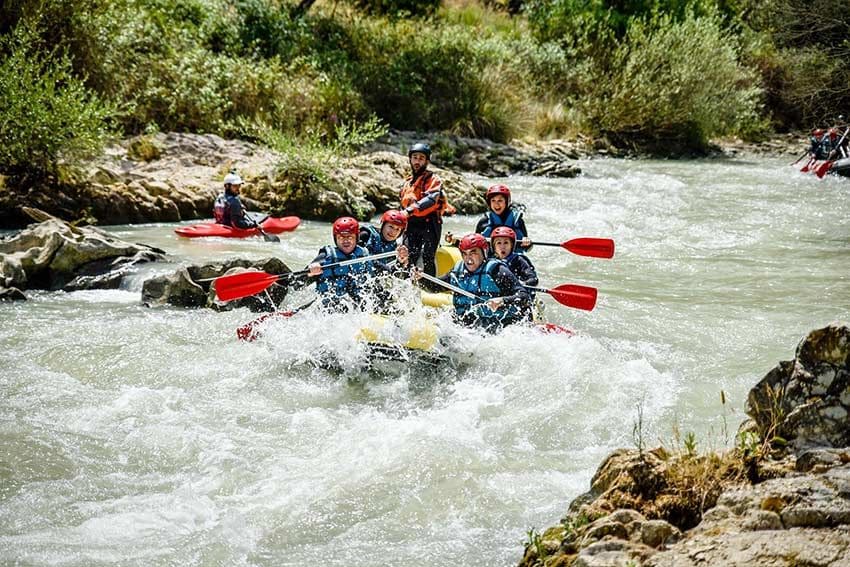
left=0, top=209, right=164, bottom=293
left=746, top=323, right=850, bottom=452
left=142, top=257, right=291, bottom=311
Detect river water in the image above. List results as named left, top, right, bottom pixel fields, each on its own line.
left=2, top=157, right=848, bottom=566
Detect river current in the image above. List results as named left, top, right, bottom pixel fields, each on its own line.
left=2, top=156, right=848, bottom=566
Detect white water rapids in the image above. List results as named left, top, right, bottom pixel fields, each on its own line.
left=1, top=157, right=848, bottom=566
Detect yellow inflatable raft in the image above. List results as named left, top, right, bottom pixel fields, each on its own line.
left=419, top=246, right=460, bottom=308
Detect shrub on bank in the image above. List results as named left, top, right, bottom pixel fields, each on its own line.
left=580, top=12, right=764, bottom=153
left=0, top=24, right=113, bottom=181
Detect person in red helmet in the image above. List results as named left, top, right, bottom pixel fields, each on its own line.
left=304, top=216, right=382, bottom=311
left=358, top=209, right=409, bottom=270
left=399, top=142, right=449, bottom=281
left=418, top=232, right=530, bottom=332
left=490, top=226, right=538, bottom=288
left=446, top=183, right=532, bottom=253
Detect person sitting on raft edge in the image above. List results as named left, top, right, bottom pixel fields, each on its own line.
left=358, top=209, right=410, bottom=275
left=416, top=233, right=530, bottom=333
left=302, top=216, right=407, bottom=313
left=446, top=183, right=532, bottom=253
left=213, top=170, right=260, bottom=230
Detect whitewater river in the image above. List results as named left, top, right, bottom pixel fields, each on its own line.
left=2, top=156, right=848, bottom=566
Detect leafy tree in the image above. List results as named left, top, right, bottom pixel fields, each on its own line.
left=0, top=23, right=113, bottom=182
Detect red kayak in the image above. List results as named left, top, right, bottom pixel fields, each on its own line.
left=175, top=216, right=300, bottom=238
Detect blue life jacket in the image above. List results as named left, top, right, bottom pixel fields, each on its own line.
left=315, top=245, right=375, bottom=300
left=481, top=206, right=526, bottom=241
left=360, top=224, right=398, bottom=256
left=448, top=258, right=520, bottom=324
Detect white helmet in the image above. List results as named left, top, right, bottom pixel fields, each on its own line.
left=224, top=171, right=242, bottom=186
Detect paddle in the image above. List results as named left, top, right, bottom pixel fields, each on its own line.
left=529, top=237, right=615, bottom=259
left=814, top=126, right=849, bottom=179
left=790, top=150, right=810, bottom=166
left=417, top=272, right=480, bottom=300
left=525, top=284, right=598, bottom=311
left=417, top=271, right=598, bottom=312
left=257, top=226, right=280, bottom=243
left=237, top=299, right=317, bottom=342
left=213, top=251, right=397, bottom=302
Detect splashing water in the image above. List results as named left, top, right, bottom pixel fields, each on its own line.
left=1, top=156, right=848, bottom=565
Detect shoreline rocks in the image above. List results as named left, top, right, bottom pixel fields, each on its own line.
left=0, top=209, right=164, bottom=300
left=519, top=323, right=850, bottom=567
left=141, top=257, right=292, bottom=312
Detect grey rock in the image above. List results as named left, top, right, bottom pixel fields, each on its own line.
left=142, top=257, right=290, bottom=310
left=641, top=520, right=681, bottom=548
left=0, top=213, right=164, bottom=291
left=0, top=286, right=26, bottom=301
left=747, top=323, right=850, bottom=452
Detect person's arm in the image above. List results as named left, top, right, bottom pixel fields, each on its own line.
left=492, top=264, right=530, bottom=306
left=229, top=198, right=258, bottom=229
left=404, top=175, right=444, bottom=216
left=515, top=256, right=539, bottom=287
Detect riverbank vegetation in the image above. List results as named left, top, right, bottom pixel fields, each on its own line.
left=1, top=0, right=847, bottom=184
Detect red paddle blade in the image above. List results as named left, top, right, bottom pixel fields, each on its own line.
left=814, top=160, right=833, bottom=178
left=214, top=271, right=280, bottom=301
left=562, top=237, right=615, bottom=259
left=237, top=310, right=295, bottom=342
left=546, top=284, right=598, bottom=311
left=800, top=158, right=813, bottom=172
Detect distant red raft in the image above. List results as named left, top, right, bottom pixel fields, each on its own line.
left=175, top=216, right=300, bottom=238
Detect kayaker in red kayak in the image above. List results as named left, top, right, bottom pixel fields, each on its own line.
left=213, top=170, right=259, bottom=230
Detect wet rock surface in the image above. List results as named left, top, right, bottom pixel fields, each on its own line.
left=0, top=209, right=164, bottom=294
left=519, top=323, right=850, bottom=567
left=141, top=257, right=291, bottom=311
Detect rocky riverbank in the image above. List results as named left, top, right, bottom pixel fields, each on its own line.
left=0, top=130, right=589, bottom=229
left=518, top=323, right=850, bottom=567
left=0, top=129, right=811, bottom=229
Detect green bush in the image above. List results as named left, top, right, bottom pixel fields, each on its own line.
left=581, top=12, right=763, bottom=153
left=353, top=0, right=442, bottom=18
left=0, top=23, right=113, bottom=180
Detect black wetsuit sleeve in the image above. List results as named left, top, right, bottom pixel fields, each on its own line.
left=493, top=264, right=530, bottom=305
left=229, top=198, right=257, bottom=229
left=358, top=227, right=371, bottom=248
left=514, top=212, right=533, bottom=252
left=290, top=248, right=330, bottom=289
left=514, top=256, right=539, bottom=287
left=475, top=216, right=488, bottom=234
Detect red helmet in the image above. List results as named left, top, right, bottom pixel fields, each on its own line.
left=458, top=233, right=488, bottom=252
left=381, top=209, right=408, bottom=230
left=332, top=216, right=359, bottom=236
left=491, top=226, right=517, bottom=242
left=485, top=184, right=511, bottom=206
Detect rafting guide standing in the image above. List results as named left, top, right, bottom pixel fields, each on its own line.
left=399, top=143, right=447, bottom=281
left=213, top=170, right=259, bottom=230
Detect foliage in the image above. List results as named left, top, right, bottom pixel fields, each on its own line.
left=580, top=11, right=763, bottom=153
left=353, top=0, right=442, bottom=18
left=0, top=22, right=113, bottom=180
left=744, top=0, right=850, bottom=128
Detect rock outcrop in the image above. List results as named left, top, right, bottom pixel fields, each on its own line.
left=519, top=323, right=850, bottom=567
left=0, top=209, right=164, bottom=299
left=0, top=132, right=491, bottom=228
left=746, top=322, right=850, bottom=452
left=141, top=257, right=291, bottom=312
